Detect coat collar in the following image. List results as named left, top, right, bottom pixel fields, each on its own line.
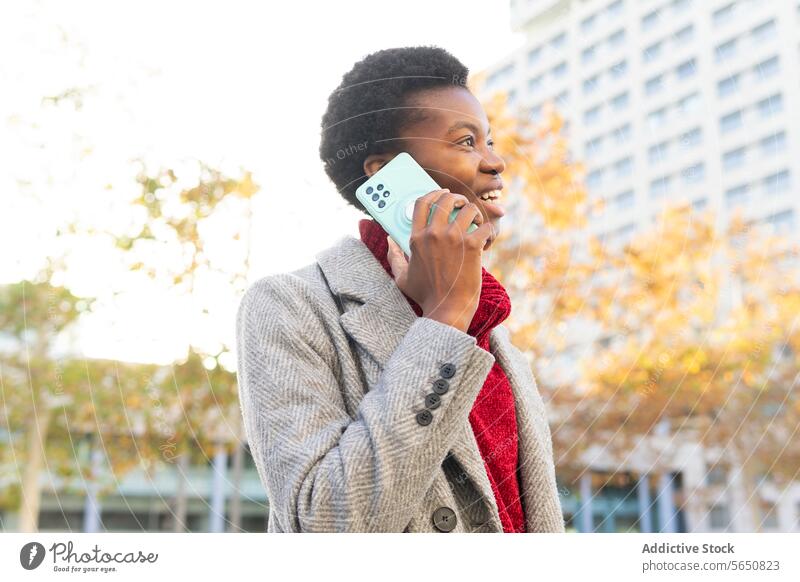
left=315, top=234, right=564, bottom=532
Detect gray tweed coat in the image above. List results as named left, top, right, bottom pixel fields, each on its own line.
left=235, top=233, right=565, bottom=533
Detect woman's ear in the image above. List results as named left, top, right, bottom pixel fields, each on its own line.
left=363, top=153, right=394, bottom=178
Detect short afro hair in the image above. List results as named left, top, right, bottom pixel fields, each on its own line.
left=319, top=45, right=470, bottom=214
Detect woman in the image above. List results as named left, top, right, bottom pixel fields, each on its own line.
left=236, top=46, right=565, bottom=533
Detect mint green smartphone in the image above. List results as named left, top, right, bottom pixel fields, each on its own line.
left=354, top=152, right=478, bottom=257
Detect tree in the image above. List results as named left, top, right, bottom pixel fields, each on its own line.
left=0, top=267, right=161, bottom=530
left=98, top=161, right=258, bottom=531
left=471, top=84, right=800, bottom=530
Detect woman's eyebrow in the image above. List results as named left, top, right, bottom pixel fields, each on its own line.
left=446, top=120, right=491, bottom=136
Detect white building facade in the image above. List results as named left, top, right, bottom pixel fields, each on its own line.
left=478, top=0, right=800, bottom=532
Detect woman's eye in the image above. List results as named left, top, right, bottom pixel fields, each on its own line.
left=460, top=136, right=493, bottom=149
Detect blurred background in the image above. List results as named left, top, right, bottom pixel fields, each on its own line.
left=1, top=0, right=798, bottom=533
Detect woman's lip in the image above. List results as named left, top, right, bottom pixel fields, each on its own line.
left=481, top=198, right=505, bottom=217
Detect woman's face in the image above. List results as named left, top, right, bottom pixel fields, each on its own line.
left=363, top=86, right=506, bottom=251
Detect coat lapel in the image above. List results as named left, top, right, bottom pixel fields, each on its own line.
left=315, top=234, right=419, bottom=368
left=490, top=325, right=565, bottom=533
left=315, top=234, right=562, bottom=533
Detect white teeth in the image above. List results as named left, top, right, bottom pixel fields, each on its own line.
left=479, top=189, right=502, bottom=201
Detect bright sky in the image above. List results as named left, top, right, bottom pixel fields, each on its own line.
left=0, top=0, right=524, bottom=367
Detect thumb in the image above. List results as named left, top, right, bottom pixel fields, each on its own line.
left=386, top=236, right=408, bottom=277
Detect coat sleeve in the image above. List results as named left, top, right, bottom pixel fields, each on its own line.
left=235, top=273, right=496, bottom=532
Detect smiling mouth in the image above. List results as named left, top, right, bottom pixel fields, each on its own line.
left=478, top=188, right=503, bottom=202
left=477, top=193, right=505, bottom=220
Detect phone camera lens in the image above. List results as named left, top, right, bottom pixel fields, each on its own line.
left=383, top=191, right=390, bottom=197
left=378, top=200, right=386, bottom=208
left=366, top=186, right=373, bottom=195
left=377, top=184, right=383, bottom=191
left=372, top=193, right=379, bottom=201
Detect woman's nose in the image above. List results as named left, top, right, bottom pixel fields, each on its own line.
left=482, top=150, right=505, bottom=176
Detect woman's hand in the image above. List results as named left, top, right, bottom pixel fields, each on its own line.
left=386, top=189, right=494, bottom=333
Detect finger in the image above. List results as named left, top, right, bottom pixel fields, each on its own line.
left=412, top=189, right=450, bottom=237
left=429, top=191, right=469, bottom=230
left=386, top=236, right=409, bottom=268
left=468, top=221, right=495, bottom=248
left=451, top=201, right=483, bottom=233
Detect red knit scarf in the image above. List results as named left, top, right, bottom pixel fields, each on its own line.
left=358, top=219, right=526, bottom=533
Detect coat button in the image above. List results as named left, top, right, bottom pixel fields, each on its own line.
left=432, top=506, right=457, bottom=532
left=440, top=363, right=456, bottom=378
left=416, top=410, right=433, bottom=426
left=432, top=378, right=449, bottom=395
left=424, top=393, right=441, bottom=409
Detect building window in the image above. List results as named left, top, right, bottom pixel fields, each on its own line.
left=615, top=223, right=636, bottom=245
left=717, top=74, right=740, bottom=97
left=612, top=189, right=634, bottom=210
left=610, top=92, right=629, bottom=111
left=580, top=13, right=597, bottom=33
left=601, top=223, right=637, bottom=247
left=584, top=104, right=603, bottom=125
left=756, top=93, right=783, bottom=118
left=581, top=44, right=597, bottom=63
left=648, top=141, right=669, bottom=163
left=679, top=127, right=702, bottom=147
left=682, top=162, right=704, bottom=184
left=751, top=19, right=777, bottom=43
left=550, top=32, right=567, bottom=49
left=643, top=41, right=662, bottom=62
left=692, top=197, right=707, bottom=210
left=650, top=175, right=671, bottom=197
left=583, top=74, right=600, bottom=94
left=673, top=25, right=694, bottom=44
left=527, top=46, right=542, bottom=64
left=720, top=110, right=743, bottom=133
left=754, top=56, right=780, bottom=81
left=672, top=0, right=692, bottom=13
left=609, top=59, right=628, bottom=79
left=555, top=90, right=570, bottom=108
left=676, top=92, right=701, bottom=115
left=614, top=156, right=633, bottom=177
left=507, top=89, right=517, bottom=105
left=725, top=184, right=749, bottom=207
left=612, top=123, right=632, bottom=143
left=761, top=501, right=779, bottom=529
left=676, top=58, right=697, bottom=80
left=765, top=209, right=795, bottom=235
left=764, top=169, right=790, bottom=194
left=647, top=107, right=668, bottom=129
left=528, top=75, right=543, bottom=92
left=722, top=147, right=747, bottom=169
left=607, top=0, right=624, bottom=17
left=709, top=504, right=730, bottom=529
left=714, top=38, right=737, bottom=61
left=608, top=29, right=625, bottom=47
left=529, top=104, right=542, bottom=121
left=645, top=75, right=664, bottom=95
left=642, top=9, right=661, bottom=30
left=712, top=3, right=736, bottom=27
left=552, top=61, right=568, bottom=78
left=705, top=463, right=727, bottom=486
left=760, top=131, right=787, bottom=155
left=586, top=168, right=605, bottom=189
left=585, top=136, right=604, bottom=158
